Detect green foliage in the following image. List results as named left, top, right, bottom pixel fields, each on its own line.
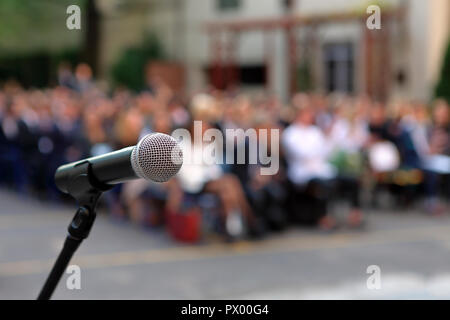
left=297, top=61, right=313, bottom=92
left=0, top=0, right=86, bottom=53
left=111, top=33, right=165, bottom=92
left=435, top=40, right=450, bottom=103
left=0, top=0, right=86, bottom=87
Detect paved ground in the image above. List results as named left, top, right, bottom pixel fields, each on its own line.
left=0, top=189, right=450, bottom=300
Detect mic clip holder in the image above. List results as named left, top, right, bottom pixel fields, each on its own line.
left=38, top=161, right=113, bottom=299
left=65, top=161, right=113, bottom=241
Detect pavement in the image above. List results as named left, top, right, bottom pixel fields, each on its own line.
left=0, top=189, right=450, bottom=300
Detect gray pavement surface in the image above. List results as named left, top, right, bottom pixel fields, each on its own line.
left=0, top=189, right=450, bottom=299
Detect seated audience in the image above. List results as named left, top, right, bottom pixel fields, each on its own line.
left=1, top=62, right=448, bottom=242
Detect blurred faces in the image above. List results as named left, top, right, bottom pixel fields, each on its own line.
left=84, top=109, right=106, bottom=144
left=75, top=63, right=93, bottom=82
left=433, top=100, right=449, bottom=127
left=152, top=111, right=172, bottom=134
left=115, top=108, right=144, bottom=146
left=296, top=106, right=315, bottom=126
left=369, top=103, right=386, bottom=126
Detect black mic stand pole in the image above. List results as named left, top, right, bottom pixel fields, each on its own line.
left=37, top=162, right=112, bottom=300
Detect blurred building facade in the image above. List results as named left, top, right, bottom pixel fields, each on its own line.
left=90, top=0, right=450, bottom=102
left=139, top=0, right=449, bottom=102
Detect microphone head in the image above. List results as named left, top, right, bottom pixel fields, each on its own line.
left=130, top=133, right=183, bottom=182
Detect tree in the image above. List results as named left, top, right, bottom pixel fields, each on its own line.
left=0, top=0, right=86, bottom=55
left=0, top=0, right=86, bottom=87
left=111, top=33, right=165, bottom=92
left=435, top=40, right=450, bottom=103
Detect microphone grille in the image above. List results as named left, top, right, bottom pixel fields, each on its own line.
left=131, top=133, right=183, bottom=182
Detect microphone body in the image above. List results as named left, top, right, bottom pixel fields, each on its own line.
left=55, top=146, right=137, bottom=193
left=54, top=133, right=183, bottom=194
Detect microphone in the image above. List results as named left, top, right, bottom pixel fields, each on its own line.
left=39, top=133, right=183, bottom=300
left=55, top=133, right=183, bottom=193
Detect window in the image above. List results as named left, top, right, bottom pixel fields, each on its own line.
left=217, top=0, right=241, bottom=11
left=239, top=65, right=266, bottom=85
left=323, top=43, right=354, bottom=93
left=205, top=64, right=266, bottom=90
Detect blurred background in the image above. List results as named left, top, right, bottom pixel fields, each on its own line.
left=0, top=0, right=449, bottom=299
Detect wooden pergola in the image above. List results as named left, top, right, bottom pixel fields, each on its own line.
left=205, top=5, right=407, bottom=102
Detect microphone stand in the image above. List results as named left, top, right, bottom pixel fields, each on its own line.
left=37, top=162, right=112, bottom=300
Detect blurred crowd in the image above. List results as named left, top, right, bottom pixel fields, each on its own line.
left=1, top=63, right=449, bottom=241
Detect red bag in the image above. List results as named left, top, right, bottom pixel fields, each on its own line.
left=166, top=208, right=201, bottom=243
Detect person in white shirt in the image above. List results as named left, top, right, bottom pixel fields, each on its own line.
left=282, top=104, right=337, bottom=230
